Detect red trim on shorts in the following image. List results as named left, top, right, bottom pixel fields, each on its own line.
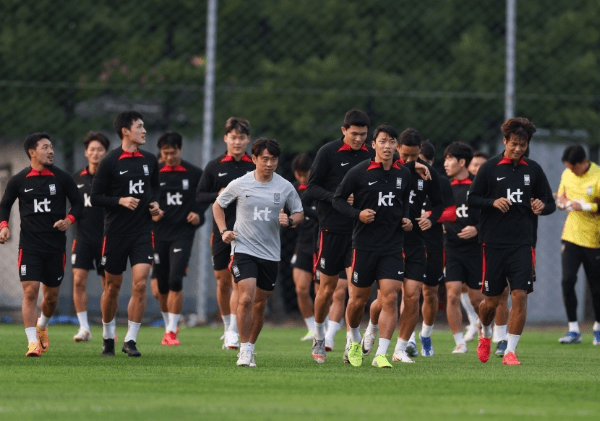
left=314, top=231, right=325, bottom=274
left=151, top=231, right=155, bottom=248
left=349, top=249, right=357, bottom=278
left=443, top=249, right=446, bottom=269
left=531, top=247, right=536, bottom=268
left=63, top=253, right=66, bottom=271
left=210, top=232, right=214, bottom=247
left=227, top=255, right=234, bottom=272
left=481, top=243, right=487, bottom=293
left=18, top=249, right=23, bottom=268
left=312, top=253, right=317, bottom=280
left=72, top=240, right=77, bottom=253
left=101, top=236, right=107, bottom=256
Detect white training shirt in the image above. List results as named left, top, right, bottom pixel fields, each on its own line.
left=216, top=171, right=303, bottom=261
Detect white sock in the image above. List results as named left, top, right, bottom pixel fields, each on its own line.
left=325, top=320, right=341, bottom=341
left=506, top=333, right=521, bottom=354
left=229, top=315, right=238, bottom=334
left=421, top=323, right=433, bottom=338
left=461, top=292, right=478, bottom=325
left=248, top=342, right=255, bottom=353
left=241, top=342, right=252, bottom=352
left=481, top=323, right=492, bottom=338
left=103, top=318, right=116, bottom=339
left=593, top=321, right=600, bottom=331
left=409, top=331, right=416, bottom=343
left=376, top=338, right=391, bottom=356
left=349, top=327, right=361, bottom=343
left=494, top=324, right=508, bottom=341
left=124, top=320, right=141, bottom=343
left=395, top=338, right=408, bottom=352
left=222, top=314, right=231, bottom=332
left=38, top=314, right=51, bottom=328
left=315, top=322, right=325, bottom=340
left=365, top=321, right=379, bottom=336
left=161, top=311, right=169, bottom=332
left=568, top=321, right=580, bottom=333
left=304, top=316, right=315, bottom=332
left=25, top=327, right=37, bottom=344
left=167, top=313, right=179, bottom=333
left=76, top=311, right=90, bottom=331
left=453, top=332, right=466, bottom=346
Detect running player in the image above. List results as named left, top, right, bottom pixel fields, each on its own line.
left=468, top=117, right=554, bottom=365
left=442, top=141, right=483, bottom=353
left=555, top=144, right=600, bottom=345
left=468, top=151, right=488, bottom=175
left=290, top=153, right=319, bottom=341
left=307, top=109, right=373, bottom=364
left=151, top=132, right=204, bottom=346
left=196, top=117, right=254, bottom=349
left=71, top=131, right=110, bottom=342
left=91, top=111, right=161, bottom=357
left=333, top=124, right=412, bottom=368
left=213, top=138, right=303, bottom=367
left=0, top=133, right=83, bottom=356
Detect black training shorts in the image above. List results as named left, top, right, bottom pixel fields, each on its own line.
left=19, top=249, right=66, bottom=287
left=211, top=232, right=232, bottom=271
left=230, top=252, right=279, bottom=292
left=101, top=232, right=155, bottom=275
left=424, top=249, right=445, bottom=287
left=152, top=237, right=194, bottom=293
left=71, top=239, right=104, bottom=276
left=445, top=243, right=482, bottom=290
left=403, top=244, right=427, bottom=282
left=481, top=244, right=534, bottom=296
left=349, top=248, right=404, bottom=288
left=292, top=251, right=313, bottom=273
left=315, top=231, right=352, bottom=276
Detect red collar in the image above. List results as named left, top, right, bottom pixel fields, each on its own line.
left=80, top=167, right=89, bottom=176
left=366, top=160, right=401, bottom=171
left=26, top=168, right=55, bottom=178
left=497, top=155, right=528, bottom=166
left=451, top=177, right=472, bottom=186
left=220, top=154, right=253, bottom=163
left=337, top=142, right=369, bottom=153
left=394, top=158, right=404, bottom=167
left=160, top=164, right=187, bottom=173
left=298, top=184, right=307, bottom=191
left=118, top=150, right=145, bottom=160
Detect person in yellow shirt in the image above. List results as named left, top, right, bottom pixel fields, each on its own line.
left=555, top=144, right=600, bottom=345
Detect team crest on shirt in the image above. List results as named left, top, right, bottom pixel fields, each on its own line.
left=182, top=179, right=189, bottom=190
left=418, top=179, right=424, bottom=190
left=143, top=165, right=149, bottom=176
left=588, top=186, right=593, bottom=196
left=20, top=265, right=26, bottom=276
left=524, top=174, right=530, bottom=186
left=232, top=265, right=240, bottom=277
left=274, top=193, right=280, bottom=205
left=396, top=177, right=402, bottom=189
left=49, top=184, right=56, bottom=195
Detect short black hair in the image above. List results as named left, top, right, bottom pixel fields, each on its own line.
left=444, top=141, right=474, bottom=167
left=372, top=124, right=398, bottom=142
left=399, top=128, right=422, bottom=147
left=420, top=140, right=435, bottom=161
left=343, top=109, right=370, bottom=129
left=225, top=117, right=250, bottom=136
left=562, top=144, right=587, bottom=165
left=292, top=153, right=313, bottom=173
left=114, top=110, right=144, bottom=139
left=501, top=117, right=536, bottom=143
left=473, top=150, right=489, bottom=160
left=251, top=137, right=280, bottom=158
left=157, top=131, right=183, bottom=150
left=83, top=131, right=110, bottom=151
left=24, top=132, right=51, bottom=159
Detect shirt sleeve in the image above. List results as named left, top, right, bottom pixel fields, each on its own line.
left=196, top=161, right=219, bottom=204
left=216, top=179, right=241, bottom=209
left=468, top=162, right=496, bottom=209
left=402, top=169, right=412, bottom=220
left=332, top=169, right=361, bottom=220
left=0, top=175, right=19, bottom=225
left=433, top=176, right=456, bottom=224
left=63, top=171, right=84, bottom=221
left=150, top=155, right=161, bottom=204
left=192, top=167, right=209, bottom=215
left=307, top=147, right=334, bottom=203
left=91, top=156, right=120, bottom=207
left=534, top=164, right=556, bottom=216
left=427, top=169, right=445, bottom=223
left=286, top=184, right=303, bottom=214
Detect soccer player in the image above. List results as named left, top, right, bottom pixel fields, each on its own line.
left=555, top=145, right=600, bottom=345
left=213, top=138, right=303, bottom=367
left=442, top=141, right=484, bottom=353
left=91, top=111, right=161, bottom=357
left=307, top=109, right=373, bottom=363
left=0, top=133, right=83, bottom=357
left=468, top=117, right=554, bottom=365
left=71, top=131, right=110, bottom=342
left=333, top=124, right=412, bottom=368
left=196, top=117, right=255, bottom=349
left=150, top=132, right=204, bottom=346
left=290, top=153, right=319, bottom=341
left=468, top=151, right=488, bottom=176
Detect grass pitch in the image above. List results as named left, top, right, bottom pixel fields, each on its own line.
left=0, top=324, right=599, bottom=421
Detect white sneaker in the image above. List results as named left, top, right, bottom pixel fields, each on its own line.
left=452, top=343, right=468, bottom=354
left=236, top=349, right=253, bottom=366
left=392, top=349, right=415, bottom=363
left=224, top=331, right=239, bottom=350
left=249, top=353, right=257, bottom=367
left=300, top=331, right=315, bottom=341
left=343, top=342, right=350, bottom=364
left=361, top=330, right=377, bottom=356
left=325, top=337, right=334, bottom=352
left=405, top=341, right=418, bottom=358
left=464, top=324, right=478, bottom=342
left=73, top=329, right=92, bottom=342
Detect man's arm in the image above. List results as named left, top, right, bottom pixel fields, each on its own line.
left=332, top=170, right=360, bottom=220
left=306, top=147, right=334, bottom=202
left=428, top=170, right=448, bottom=224
left=196, top=161, right=220, bottom=204
left=468, top=163, right=496, bottom=209
left=64, top=172, right=84, bottom=222
left=280, top=185, right=304, bottom=227
left=539, top=166, right=556, bottom=216
left=90, top=157, right=120, bottom=207
left=0, top=176, right=19, bottom=243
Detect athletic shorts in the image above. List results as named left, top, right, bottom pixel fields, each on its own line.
left=445, top=243, right=482, bottom=290
left=349, top=248, right=404, bottom=288
left=151, top=237, right=194, bottom=294
left=101, top=232, right=155, bottom=275
left=18, top=249, right=66, bottom=287
left=292, top=251, right=313, bottom=273
left=403, top=244, right=427, bottom=282
left=315, top=231, right=352, bottom=276
left=481, top=244, right=534, bottom=296
left=211, top=232, right=232, bottom=271
left=71, top=239, right=104, bottom=276
left=424, top=249, right=445, bottom=287
left=229, top=252, right=279, bottom=292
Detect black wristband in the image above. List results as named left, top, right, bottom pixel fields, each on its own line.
left=220, top=229, right=230, bottom=235
left=288, top=217, right=294, bottom=227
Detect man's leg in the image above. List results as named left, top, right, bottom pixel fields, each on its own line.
left=503, top=289, right=527, bottom=360
left=101, top=271, right=123, bottom=326
left=22, top=281, right=40, bottom=329
left=123, top=263, right=150, bottom=341
left=560, top=241, right=583, bottom=342
left=446, top=281, right=466, bottom=351
left=236, top=277, right=257, bottom=366
left=581, top=247, right=600, bottom=345
left=249, top=287, right=273, bottom=344
left=394, top=279, right=422, bottom=361
left=293, top=267, right=315, bottom=338
left=477, top=294, right=501, bottom=362
left=325, top=276, right=347, bottom=350
left=345, top=281, right=371, bottom=367
left=374, top=279, right=402, bottom=364
left=313, top=273, right=339, bottom=335
left=73, top=268, right=91, bottom=338
left=493, top=287, right=509, bottom=342
left=150, top=278, right=169, bottom=328
left=420, top=284, right=438, bottom=356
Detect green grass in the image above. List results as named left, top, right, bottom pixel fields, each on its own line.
left=0, top=324, right=599, bottom=421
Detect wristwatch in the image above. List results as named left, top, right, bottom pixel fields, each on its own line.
left=220, top=229, right=230, bottom=235
left=288, top=217, right=294, bottom=227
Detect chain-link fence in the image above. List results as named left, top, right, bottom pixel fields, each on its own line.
left=1, top=0, right=599, bottom=322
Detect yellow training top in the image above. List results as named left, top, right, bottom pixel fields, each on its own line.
left=558, top=162, right=600, bottom=248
